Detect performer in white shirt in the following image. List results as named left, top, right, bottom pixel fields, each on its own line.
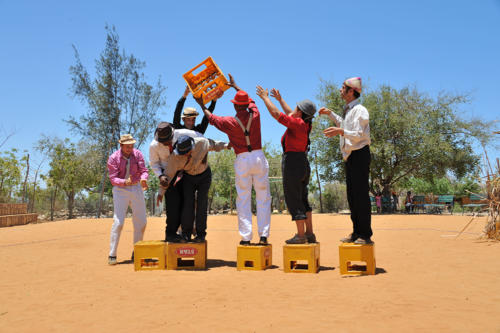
left=318, top=77, right=373, bottom=244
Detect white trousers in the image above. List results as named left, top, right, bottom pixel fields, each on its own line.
left=109, top=184, right=147, bottom=257
left=234, top=150, right=271, bottom=241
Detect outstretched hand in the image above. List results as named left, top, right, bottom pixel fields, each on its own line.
left=323, top=127, right=344, bottom=137
left=193, top=95, right=206, bottom=109
left=226, top=73, right=236, bottom=89
left=183, top=86, right=191, bottom=98
left=318, top=107, right=332, bottom=116
left=256, top=85, right=268, bottom=99
left=270, top=88, right=282, bottom=101
left=156, top=194, right=163, bottom=207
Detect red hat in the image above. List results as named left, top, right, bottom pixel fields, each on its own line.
left=231, top=90, right=251, bottom=105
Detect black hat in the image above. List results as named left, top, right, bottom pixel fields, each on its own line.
left=173, top=135, right=194, bottom=155
left=155, top=122, right=174, bottom=143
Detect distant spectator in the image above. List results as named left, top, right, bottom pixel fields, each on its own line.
left=375, top=192, right=382, bottom=214
left=405, top=191, right=413, bottom=213
left=392, top=191, right=399, bottom=212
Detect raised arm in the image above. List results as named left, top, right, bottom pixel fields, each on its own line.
left=256, top=85, right=280, bottom=120
left=173, top=87, right=190, bottom=128
left=197, top=99, right=216, bottom=134
left=194, top=95, right=212, bottom=119
left=270, top=88, right=293, bottom=115
left=226, top=73, right=241, bottom=92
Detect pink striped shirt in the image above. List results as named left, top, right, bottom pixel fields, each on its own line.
left=107, top=148, right=149, bottom=186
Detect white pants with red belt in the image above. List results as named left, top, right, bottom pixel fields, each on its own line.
left=234, top=149, right=271, bottom=241
left=109, top=184, right=147, bottom=257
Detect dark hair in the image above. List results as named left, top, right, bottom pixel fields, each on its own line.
left=345, top=86, right=360, bottom=99
left=301, top=112, right=313, bottom=152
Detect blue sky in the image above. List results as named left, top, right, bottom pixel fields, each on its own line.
left=1, top=0, right=499, bottom=171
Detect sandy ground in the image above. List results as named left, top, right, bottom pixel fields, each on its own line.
left=1, top=213, right=499, bottom=333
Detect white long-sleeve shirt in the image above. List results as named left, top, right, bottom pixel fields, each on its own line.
left=148, top=128, right=202, bottom=177
left=327, top=98, right=371, bottom=160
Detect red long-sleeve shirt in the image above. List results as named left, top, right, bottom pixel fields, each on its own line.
left=278, top=113, right=310, bottom=152
left=208, top=100, right=262, bottom=155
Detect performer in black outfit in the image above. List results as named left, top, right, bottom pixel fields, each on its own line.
left=173, top=86, right=216, bottom=134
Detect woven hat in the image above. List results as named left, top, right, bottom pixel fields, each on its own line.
left=182, top=107, right=199, bottom=118
left=155, top=122, right=174, bottom=143
left=296, top=99, right=317, bottom=118
left=118, top=134, right=136, bottom=145
left=344, top=77, right=362, bottom=93
left=173, top=135, right=195, bottom=155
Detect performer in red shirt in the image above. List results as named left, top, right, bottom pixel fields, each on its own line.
left=195, top=74, right=271, bottom=245
left=256, top=86, right=317, bottom=244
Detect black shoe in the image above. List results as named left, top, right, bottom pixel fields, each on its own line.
left=182, top=233, right=192, bottom=243
left=285, top=234, right=306, bottom=244
left=305, top=233, right=317, bottom=243
left=239, top=240, right=251, bottom=246
left=166, top=234, right=186, bottom=243
left=354, top=237, right=374, bottom=245
left=108, top=256, right=117, bottom=265
left=258, top=237, right=268, bottom=245
left=131, top=251, right=134, bottom=261
left=340, top=233, right=358, bottom=243
left=192, top=235, right=205, bottom=243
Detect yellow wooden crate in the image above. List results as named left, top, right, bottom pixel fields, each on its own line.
left=166, top=241, right=207, bottom=270
left=237, top=244, right=272, bottom=271
left=283, top=243, right=320, bottom=273
left=134, top=240, right=166, bottom=271
left=338, top=243, right=376, bottom=276
left=183, top=57, right=230, bottom=104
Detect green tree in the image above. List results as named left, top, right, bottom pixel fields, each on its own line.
left=0, top=149, right=25, bottom=202
left=315, top=81, right=497, bottom=195
left=208, top=149, right=235, bottom=213
left=41, top=138, right=100, bottom=219
left=67, top=25, right=166, bottom=217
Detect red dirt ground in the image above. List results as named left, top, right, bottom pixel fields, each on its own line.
left=1, top=213, right=499, bottom=333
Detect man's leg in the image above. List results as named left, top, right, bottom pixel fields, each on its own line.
left=350, top=146, right=372, bottom=239
left=345, top=158, right=358, bottom=238
left=234, top=154, right=253, bottom=241
left=252, top=151, right=271, bottom=238
left=194, top=167, right=212, bottom=239
left=165, top=181, right=183, bottom=240
left=181, top=175, right=197, bottom=238
left=130, top=184, right=147, bottom=245
left=109, top=187, right=129, bottom=257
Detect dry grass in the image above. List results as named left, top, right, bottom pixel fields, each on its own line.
left=484, top=157, right=500, bottom=240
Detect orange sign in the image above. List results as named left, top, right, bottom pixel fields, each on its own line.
left=183, top=57, right=230, bottom=104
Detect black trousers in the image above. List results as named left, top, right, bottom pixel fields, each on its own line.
left=345, top=145, right=372, bottom=239
left=282, top=152, right=312, bottom=220
left=181, top=167, right=212, bottom=238
left=165, top=179, right=184, bottom=239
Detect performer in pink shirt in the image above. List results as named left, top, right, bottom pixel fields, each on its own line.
left=107, top=134, right=149, bottom=265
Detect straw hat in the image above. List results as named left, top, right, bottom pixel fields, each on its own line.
left=118, top=134, right=136, bottom=145
left=182, top=107, right=199, bottom=118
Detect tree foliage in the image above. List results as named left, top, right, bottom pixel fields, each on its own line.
left=67, top=25, right=166, bottom=216
left=38, top=137, right=100, bottom=219
left=315, top=80, right=496, bottom=195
